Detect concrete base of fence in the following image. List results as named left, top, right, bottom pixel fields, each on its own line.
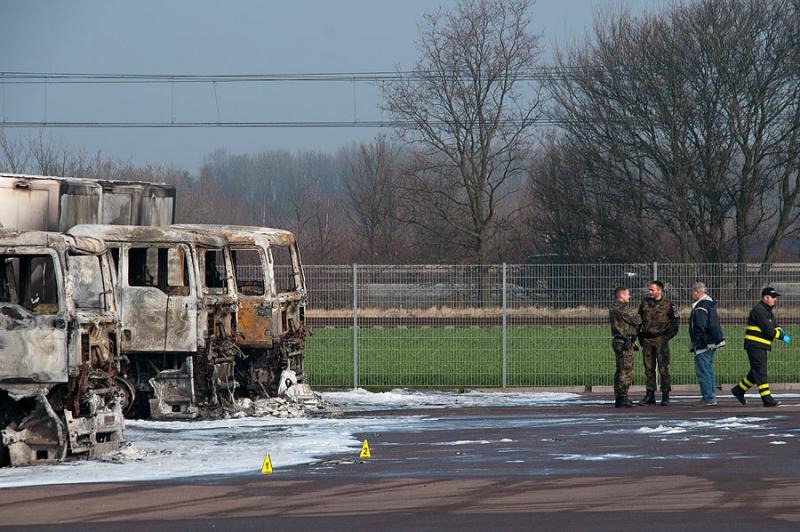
left=470, top=386, right=587, bottom=393
left=316, top=384, right=800, bottom=394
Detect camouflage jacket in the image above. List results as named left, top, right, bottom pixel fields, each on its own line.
left=609, top=301, right=642, bottom=339
left=638, top=297, right=680, bottom=339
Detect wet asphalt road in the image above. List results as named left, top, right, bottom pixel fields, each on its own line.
left=3, top=395, right=800, bottom=531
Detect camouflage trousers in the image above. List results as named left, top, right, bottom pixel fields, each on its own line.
left=612, top=339, right=635, bottom=398
left=641, top=336, right=671, bottom=392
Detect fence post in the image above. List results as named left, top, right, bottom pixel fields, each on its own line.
left=502, top=263, right=508, bottom=388
left=353, top=263, right=358, bottom=389
left=653, top=261, right=658, bottom=281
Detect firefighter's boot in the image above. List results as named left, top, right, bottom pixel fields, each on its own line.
left=639, top=391, right=656, bottom=405
left=762, top=395, right=781, bottom=407
left=731, top=385, right=747, bottom=405
left=660, top=391, right=670, bottom=406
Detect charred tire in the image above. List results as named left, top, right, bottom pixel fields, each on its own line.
left=116, top=377, right=138, bottom=418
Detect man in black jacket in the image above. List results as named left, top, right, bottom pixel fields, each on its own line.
left=689, top=282, right=726, bottom=406
left=732, top=287, right=791, bottom=407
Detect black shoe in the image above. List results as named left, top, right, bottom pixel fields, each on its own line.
left=615, top=396, right=635, bottom=408
left=639, top=391, right=656, bottom=405
left=660, top=391, right=670, bottom=406
left=731, top=386, right=747, bottom=405
left=762, top=395, right=781, bottom=407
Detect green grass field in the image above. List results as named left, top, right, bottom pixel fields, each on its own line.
left=304, top=325, right=800, bottom=388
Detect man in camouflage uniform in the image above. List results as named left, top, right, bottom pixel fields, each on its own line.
left=610, top=286, right=642, bottom=408
left=638, top=280, right=680, bottom=406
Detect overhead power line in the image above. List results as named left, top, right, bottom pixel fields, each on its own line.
left=0, top=119, right=566, bottom=129
left=0, top=70, right=570, bottom=129
left=0, top=68, right=601, bottom=84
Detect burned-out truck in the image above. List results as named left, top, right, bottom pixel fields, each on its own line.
left=0, top=230, right=125, bottom=467
left=175, top=225, right=308, bottom=399
left=67, top=225, right=241, bottom=419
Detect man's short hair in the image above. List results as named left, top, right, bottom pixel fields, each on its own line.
left=615, top=286, right=629, bottom=298
left=693, top=282, right=707, bottom=294
left=650, top=280, right=665, bottom=290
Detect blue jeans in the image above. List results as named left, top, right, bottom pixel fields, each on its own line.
left=694, top=349, right=717, bottom=403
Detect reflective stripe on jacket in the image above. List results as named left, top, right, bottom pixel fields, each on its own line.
left=744, top=300, right=784, bottom=350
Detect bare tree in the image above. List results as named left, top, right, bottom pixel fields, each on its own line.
left=342, top=135, right=404, bottom=262
left=0, top=130, right=30, bottom=173
left=528, top=132, right=660, bottom=261
left=384, top=0, right=543, bottom=263
left=546, top=0, right=800, bottom=264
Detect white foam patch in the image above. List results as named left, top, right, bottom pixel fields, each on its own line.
left=769, top=441, right=788, bottom=445
left=321, top=388, right=584, bottom=411
left=675, top=417, right=769, bottom=431
left=635, top=417, right=769, bottom=437
left=556, top=453, right=644, bottom=461
left=0, top=415, right=430, bottom=488
left=558, top=453, right=716, bottom=461
left=637, top=425, right=687, bottom=434
left=432, top=438, right=514, bottom=446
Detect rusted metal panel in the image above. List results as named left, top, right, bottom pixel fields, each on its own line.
left=237, top=299, right=274, bottom=347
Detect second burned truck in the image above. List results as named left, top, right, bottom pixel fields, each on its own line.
left=68, top=225, right=242, bottom=419
left=175, top=225, right=310, bottom=400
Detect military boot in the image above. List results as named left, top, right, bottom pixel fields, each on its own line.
left=639, top=391, right=656, bottom=405
left=762, top=395, right=781, bottom=407
left=731, top=386, right=747, bottom=405
left=660, top=391, right=670, bottom=406
left=615, top=396, right=635, bottom=408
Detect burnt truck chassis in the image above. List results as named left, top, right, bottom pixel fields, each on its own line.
left=0, top=231, right=125, bottom=467
left=68, top=225, right=244, bottom=420
left=175, top=224, right=308, bottom=401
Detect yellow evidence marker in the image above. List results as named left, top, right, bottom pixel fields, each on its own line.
left=360, top=439, right=371, bottom=459
left=261, top=454, right=273, bottom=474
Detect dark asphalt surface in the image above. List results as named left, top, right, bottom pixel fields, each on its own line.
left=3, top=395, right=800, bottom=531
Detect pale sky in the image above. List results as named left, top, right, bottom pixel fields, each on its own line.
left=0, top=0, right=664, bottom=172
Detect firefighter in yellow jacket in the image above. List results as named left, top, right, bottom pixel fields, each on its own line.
left=732, top=287, right=790, bottom=407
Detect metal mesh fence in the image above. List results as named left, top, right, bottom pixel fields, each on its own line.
left=294, top=263, right=800, bottom=388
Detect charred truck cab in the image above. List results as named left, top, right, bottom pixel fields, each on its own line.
left=175, top=225, right=307, bottom=398
left=67, top=225, right=241, bottom=420
left=0, top=230, right=125, bottom=467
